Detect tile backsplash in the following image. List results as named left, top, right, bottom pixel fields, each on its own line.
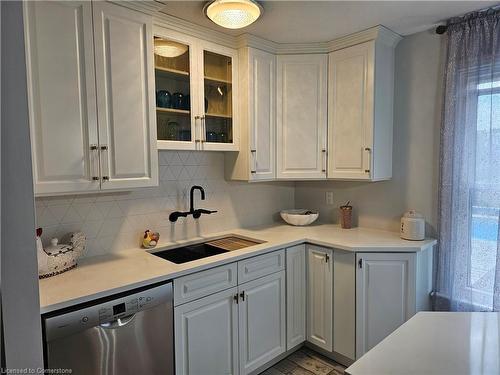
left=35, top=151, right=294, bottom=258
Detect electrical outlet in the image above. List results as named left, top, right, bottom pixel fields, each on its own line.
left=326, top=191, right=334, bottom=205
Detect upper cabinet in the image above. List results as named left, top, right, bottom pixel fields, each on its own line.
left=277, top=54, right=328, bottom=179
left=24, top=1, right=158, bottom=196
left=154, top=27, right=239, bottom=151
left=92, top=2, right=158, bottom=190
left=328, top=33, right=400, bottom=181
left=225, top=47, right=276, bottom=181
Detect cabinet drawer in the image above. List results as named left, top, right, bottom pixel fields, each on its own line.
left=174, top=263, right=237, bottom=306
left=238, top=249, right=285, bottom=283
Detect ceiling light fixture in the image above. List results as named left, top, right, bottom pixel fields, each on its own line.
left=154, top=39, right=188, bottom=58
left=203, top=0, right=263, bottom=30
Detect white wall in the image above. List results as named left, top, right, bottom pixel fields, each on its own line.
left=35, top=151, right=294, bottom=257
left=295, top=30, right=444, bottom=236
left=1, top=1, right=44, bottom=368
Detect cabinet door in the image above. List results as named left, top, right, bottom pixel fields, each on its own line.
left=175, top=287, right=239, bottom=375
left=277, top=54, right=327, bottom=179
left=154, top=27, right=199, bottom=150
left=198, top=42, right=239, bottom=151
left=239, top=271, right=286, bottom=375
left=306, top=245, right=333, bottom=351
left=328, top=42, right=374, bottom=180
left=286, top=244, right=306, bottom=349
left=24, top=1, right=99, bottom=195
left=248, top=48, right=275, bottom=180
left=356, top=252, right=416, bottom=358
left=93, top=2, right=158, bottom=190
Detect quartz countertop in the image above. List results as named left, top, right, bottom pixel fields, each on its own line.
left=39, top=224, right=436, bottom=314
left=346, top=312, right=500, bottom=375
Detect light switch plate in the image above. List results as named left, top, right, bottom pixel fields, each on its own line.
left=326, top=191, right=334, bottom=205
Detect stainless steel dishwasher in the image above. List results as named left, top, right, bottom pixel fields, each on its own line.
left=43, top=282, right=174, bottom=375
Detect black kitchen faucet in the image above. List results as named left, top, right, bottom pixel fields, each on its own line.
left=169, top=185, right=217, bottom=222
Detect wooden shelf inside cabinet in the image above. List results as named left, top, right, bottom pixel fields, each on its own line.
left=205, top=112, right=232, bottom=119
left=157, top=107, right=190, bottom=115
left=155, top=66, right=189, bottom=79
left=204, top=76, right=232, bottom=85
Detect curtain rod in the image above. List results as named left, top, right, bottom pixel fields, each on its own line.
left=435, top=5, right=500, bottom=34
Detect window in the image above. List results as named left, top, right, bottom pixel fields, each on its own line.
left=469, top=80, right=500, bottom=303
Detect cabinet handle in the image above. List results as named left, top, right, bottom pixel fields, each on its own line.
left=233, top=293, right=239, bottom=304
left=240, top=291, right=245, bottom=301
left=325, top=253, right=330, bottom=263
left=322, top=149, right=327, bottom=173
left=250, top=149, right=257, bottom=174
left=100, top=145, right=109, bottom=182
left=363, top=147, right=371, bottom=175
left=201, top=115, right=206, bottom=143
left=358, top=258, right=363, bottom=268
left=194, top=116, right=201, bottom=145
left=90, top=144, right=99, bottom=181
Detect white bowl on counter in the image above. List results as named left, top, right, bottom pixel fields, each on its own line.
left=280, top=209, right=319, bottom=226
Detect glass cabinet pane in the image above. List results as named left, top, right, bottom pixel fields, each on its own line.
left=154, top=37, right=192, bottom=142
left=204, top=51, right=233, bottom=144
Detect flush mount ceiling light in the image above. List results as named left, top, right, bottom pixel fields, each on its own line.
left=203, top=0, right=263, bottom=29
left=154, top=39, right=188, bottom=58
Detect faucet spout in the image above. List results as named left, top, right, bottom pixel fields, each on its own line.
left=190, top=185, right=205, bottom=213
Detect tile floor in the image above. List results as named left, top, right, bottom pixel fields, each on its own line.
left=260, top=347, right=346, bottom=375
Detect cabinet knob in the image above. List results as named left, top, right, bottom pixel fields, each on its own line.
left=240, top=291, right=245, bottom=301
left=102, top=176, right=109, bottom=181
left=358, top=258, right=363, bottom=268
left=233, top=294, right=239, bottom=304
left=325, top=253, right=330, bottom=263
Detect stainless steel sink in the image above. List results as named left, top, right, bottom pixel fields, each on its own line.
left=151, top=236, right=263, bottom=264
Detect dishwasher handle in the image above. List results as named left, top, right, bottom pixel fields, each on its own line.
left=99, top=314, right=136, bottom=329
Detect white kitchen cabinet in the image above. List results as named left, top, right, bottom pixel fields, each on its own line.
left=93, top=2, right=158, bottom=190
left=25, top=1, right=158, bottom=195
left=153, top=27, right=239, bottom=151
left=226, top=47, right=276, bottom=181
left=328, top=30, right=400, bottom=181
left=306, top=245, right=333, bottom=351
left=238, top=271, right=286, bottom=375
left=356, top=253, right=416, bottom=358
left=174, top=287, right=239, bottom=375
left=277, top=54, right=328, bottom=179
left=286, top=244, right=306, bottom=350
left=24, top=1, right=99, bottom=195
left=333, top=251, right=356, bottom=361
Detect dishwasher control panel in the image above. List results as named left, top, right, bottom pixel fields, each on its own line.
left=44, top=282, right=172, bottom=342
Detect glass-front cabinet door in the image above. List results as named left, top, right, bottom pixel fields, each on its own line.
left=153, top=29, right=238, bottom=151
left=154, top=30, right=198, bottom=150
left=199, top=45, right=238, bottom=151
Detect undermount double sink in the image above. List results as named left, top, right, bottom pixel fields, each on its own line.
left=151, top=236, right=264, bottom=264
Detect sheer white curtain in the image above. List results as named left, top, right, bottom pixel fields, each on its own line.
left=436, top=9, right=500, bottom=311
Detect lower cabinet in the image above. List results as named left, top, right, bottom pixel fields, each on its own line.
left=174, top=287, right=239, bottom=375
left=306, top=245, right=333, bottom=351
left=174, top=252, right=286, bottom=375
left=286, top=244, right=306, bottom=350
left=355, top=252, right=417, bottom=358
left=174, top=246, right=433, bottom=374
left=238, top=271, right=286, bottom=375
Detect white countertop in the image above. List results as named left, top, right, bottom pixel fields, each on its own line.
left=346, top=312, right=500, bottom=375
left=39, top=224, right=436, bottom=314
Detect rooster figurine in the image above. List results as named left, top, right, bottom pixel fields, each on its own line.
left=36, top=228, right=86, bottom=279
left=142, top=230, right=160, bottom=249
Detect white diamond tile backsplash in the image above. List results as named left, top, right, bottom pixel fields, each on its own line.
left=35, top=151, right=295, bottom=258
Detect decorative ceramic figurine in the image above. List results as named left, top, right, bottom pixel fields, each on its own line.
left=36, top=228, right=86, bottom=279
left=142, top=230, right=160, bottom=249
